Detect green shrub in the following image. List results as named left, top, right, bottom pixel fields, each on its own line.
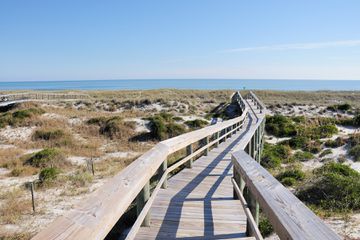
left=325, top=137, right=345, bottom=148
left=281, top=177, right=296, bottom=186
left=292, top=115, right=306, bottom=123
left=317, top=125, right=338, bottom=138
left=303, top=140, right=322, bottom=154
left=291, top=151, right=314, bottom=162
left=98, top=117, right=135, bottom=139
left=349, top=145, right=360, bottom=162
left=0, top=108, right=44, bottom=128
left=353, top=114, right=360, bottom=127
left=286, top=136, right=309, bottom=149
left=259, top=217, right=273, bottom=237
left=166, top=123, right=186, bottom=138
left=337, top=103, right=351, bottom=111
left=39, top=167, right=60, bottom=183
left=297, top=162, right=360, bottom=211
left=265, top=115, right=297, bottom=137
left=327, top=103, right=351, bottom=112
left=148, top=114, right=186, bottom=140
left=276, top=168, right=305, bottom=181
left=86, top=116, right=107, bottom=125
left=26, top=148, right=66, bottom=168
left=172, top=116, right=183, bottom=121
left=184, top=119, right=208, bottom=129
left=319, top=149, right=333, bottom=158
left=261, top=143, right=291, bottom=169
left=68, top=171, right=93, bottom=187
left=348, top=134, right=360, bottom=147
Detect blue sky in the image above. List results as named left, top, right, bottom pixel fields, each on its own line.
left=0, top=0, right=360, bottom=81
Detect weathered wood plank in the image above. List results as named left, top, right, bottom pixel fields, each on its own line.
left=232, top=150, right=341, bottom=240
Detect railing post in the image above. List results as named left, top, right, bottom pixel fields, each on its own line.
left=204, top=136, right=209, bottom=156
left=215, top=131, right=220, bottom=147
left=244, top=188, right=259, bottom=237
left=186, top=144, right=193, bottom=168
left=159, top=160, right=168, bottom=189
left=137, top=181, right=150, bottom=227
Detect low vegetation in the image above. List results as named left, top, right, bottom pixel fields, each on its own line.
left=324, top=137, right=345, bottom=148
left=261, top=143, right=291, bottom=168
left=25, top=148, right=68, bottom=168
left=148, top=113, right=186, bottom=140
left=184, top=119, right=208, bottom=130
left=87, top=116, right=136, bottom=140
left=0, top=107, right=45, bottom=128
left=297, top=162, right=360, bottom=211
left=32, top=128, right=73, bottom=147
left=276, top=167, right=305, bottom=186
left=348, top=134, right=360, bottom=162
left=0, top=188, right=31, bottom=224
left=291, top=151, right=314, bottom=162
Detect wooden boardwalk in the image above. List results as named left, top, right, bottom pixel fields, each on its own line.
left=32, top=92, right=340, bottom=240
left=135, top=102, right=258, bottom=240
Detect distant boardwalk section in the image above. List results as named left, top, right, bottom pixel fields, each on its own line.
left=0, top=92, right=89, bottom=106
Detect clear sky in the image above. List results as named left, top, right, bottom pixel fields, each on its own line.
left=1, top=0, right=360, bottom=81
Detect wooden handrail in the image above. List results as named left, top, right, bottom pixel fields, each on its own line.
left=247, top=91, right=266, bottom=113
left=32, top=92, right=248, bottom=240
left=232, top=150, right=341, bottom=240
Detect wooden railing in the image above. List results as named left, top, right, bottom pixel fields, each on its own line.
left=232, top=94, right=340, bottom=239
left=232, top=151, right=340, bottom=240
left=0, top=92, right=89, bottom=103
left=247, top=91, right=266, bottom=113
left=33, top=92, right=248, bottom=240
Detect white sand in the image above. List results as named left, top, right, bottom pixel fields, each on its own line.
left=0, top=126, right=35, bottom=141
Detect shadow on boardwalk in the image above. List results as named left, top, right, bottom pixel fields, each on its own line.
left=154, top=115, right=254, bottom=240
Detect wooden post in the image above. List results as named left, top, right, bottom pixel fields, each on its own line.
left=233, top=167, right=240, bottom=200
left=204, top=136, right=209, bottom=156
left=186, top=144, right=193, bottom=168
left=30, top=182, right=35, bottom=213
left=244, top=188, right=259, bottom=236
left=137, top=181, right=150, bottom=227
left=159, top=160, right=168, bottom=189
left=215, top=131, right=220, bottom=147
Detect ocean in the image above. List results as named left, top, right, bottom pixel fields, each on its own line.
left=0, top=79, right=360, bottom=91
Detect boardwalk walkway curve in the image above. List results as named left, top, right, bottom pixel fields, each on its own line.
left=32, top=91, right=340, bottom=240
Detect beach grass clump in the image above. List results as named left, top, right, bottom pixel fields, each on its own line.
left=258, top=216, right=273, bottom=237
left=32, top=128, right=74, bottom=147
left=303, top=140, right=322, bottom=154
left=26, top=148, right=67, bottom=168
left=87, top=116, right=136, bottom=140
left=68, top=170, right=93, bottom=187
left=325, top=137, right=346, bottom=148
left=319, top=149, right=333, bottom=158
left=327, top=103, right=352, bottom=112
left=277, top=167, right=305, bottom=186
left=353, top=114, right=360, bottom=127
left=261, top=143, right=291, bottom=169
left=148, top=113, right=186, bottom=140
left=39, top=167, right=60, bottom=184
left=0, top=107, right=45, bottom=128
left=349, top=145, right=360, bottom=162
left=265, top=115, right=297, bottom=137
left=291, top=151, right=315, bottom=162
left=0, top=188, right=32, bottom=224
left=297, top=162, right=360, bottom=211
left=184, top=119, right=208, bottom=130
left=33, top=129, right=65, bottom=141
